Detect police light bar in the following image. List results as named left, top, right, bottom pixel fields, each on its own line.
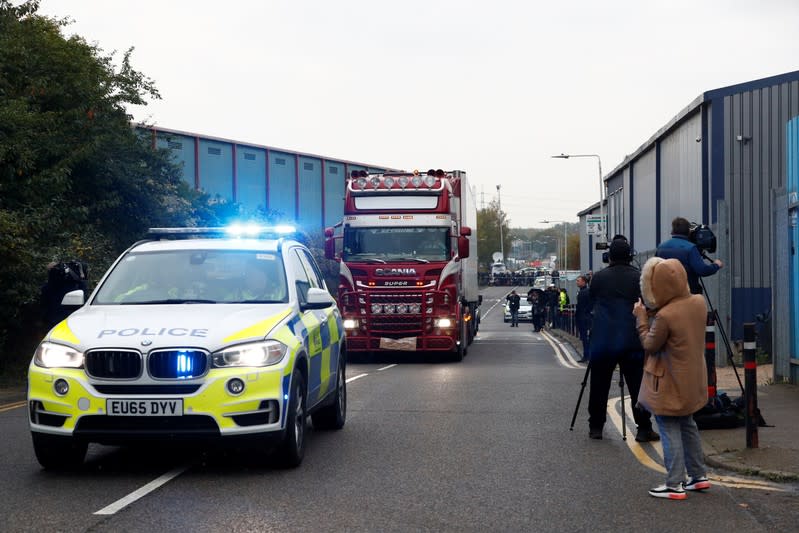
left=148, top=225, right=298, bottom=239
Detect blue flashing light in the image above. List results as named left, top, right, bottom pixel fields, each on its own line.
left=225, top=223, right=297, bottom=238
left=176, top=351, right=194, bottom=379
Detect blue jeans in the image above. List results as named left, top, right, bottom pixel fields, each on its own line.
left=510, top=310, right=518, bottom=326
left=654, top=414, right=706, bottom=486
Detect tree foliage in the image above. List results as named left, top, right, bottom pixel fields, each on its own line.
left=0, top=1, right=229, bottom=373
left=477, top=199, right=511, bottom=269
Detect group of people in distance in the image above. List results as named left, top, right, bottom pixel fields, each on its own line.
left=506, top=216, right=723, bottom=500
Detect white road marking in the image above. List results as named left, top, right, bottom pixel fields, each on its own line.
left=346, top=373, right=369, bottom=383
left=377, top=364, right=397, bottom=372
left=94, top=466, right=189, bottom=515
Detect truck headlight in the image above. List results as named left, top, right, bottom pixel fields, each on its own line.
left=435, top=318, right=453, bottom=328
left=34, top=342, right=84, bottom=368
left=343, top=319, right=359, bottom=329
left=212, top=340, right=287, bottom=368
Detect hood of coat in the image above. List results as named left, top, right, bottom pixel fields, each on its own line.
left=640, top=257, right=690, bottom=309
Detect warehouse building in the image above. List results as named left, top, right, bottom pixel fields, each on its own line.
left=140, top=125, right=397, bottom=231
left=578, top=70, right=799, bottom=383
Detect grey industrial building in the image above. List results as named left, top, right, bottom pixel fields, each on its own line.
left=577, top=70, right=799, bottom=384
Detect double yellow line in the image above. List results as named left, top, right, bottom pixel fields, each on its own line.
left=0, top=400, right=26, bottom=413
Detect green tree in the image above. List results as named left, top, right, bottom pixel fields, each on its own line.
left=477, top=199, right=510, bottom=269
left=0, top=1, right=210, bottom=374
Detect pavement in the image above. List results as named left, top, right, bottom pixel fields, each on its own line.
left=551, top=328, right=799, bottom=483
left=2, top=332, right=797, bottom=483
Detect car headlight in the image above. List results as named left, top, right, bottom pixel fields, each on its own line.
left=212, top=340, right=288, bottom=368
left=34, top=342, right=84, bottom=368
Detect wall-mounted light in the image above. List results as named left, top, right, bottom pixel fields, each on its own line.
left=736, top=134, right=752, bottom=144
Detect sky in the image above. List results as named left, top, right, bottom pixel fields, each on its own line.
left=36, top=0, right=799, bottom=229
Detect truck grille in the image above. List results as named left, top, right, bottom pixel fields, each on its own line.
left=367, top=293, right=424, bottom=335
left=85, top=350, right=142, bottom=379
left=148, top=350, right=208, bottom=379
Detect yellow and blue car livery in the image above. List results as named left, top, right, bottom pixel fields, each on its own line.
left=27, top=231, right=345, bottom=468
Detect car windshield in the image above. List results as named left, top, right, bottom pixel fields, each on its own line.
left=342, top=227, right=450, bottom=262
left=93, top=249, right=289, bottom=305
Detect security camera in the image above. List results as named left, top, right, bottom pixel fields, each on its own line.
left=695, top=137, right=701, bottom=143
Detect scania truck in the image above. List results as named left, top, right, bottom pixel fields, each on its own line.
left=325, top=169, right=479, bottom=361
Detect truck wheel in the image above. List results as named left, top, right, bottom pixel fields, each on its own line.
left=451, top=318, right=466, bottom=362
left=312, top=359, right=346, bottom=430
left=31, top=432, right=87, bottom=470
left=275, top=369, right=307, bottom=468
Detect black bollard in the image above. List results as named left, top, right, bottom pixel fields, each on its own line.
left=743, top=323, right=758, bottom=449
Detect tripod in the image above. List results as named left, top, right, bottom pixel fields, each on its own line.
left=570, top=361, right=627, bottom=440
left=698, top=255, right=767, bottom=426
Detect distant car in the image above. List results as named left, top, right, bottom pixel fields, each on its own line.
left=504, top=301, right=533, bottom=322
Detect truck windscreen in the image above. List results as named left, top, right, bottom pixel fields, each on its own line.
left=343, top=227, right=450, bottom=262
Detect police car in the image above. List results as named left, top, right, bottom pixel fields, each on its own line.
left=28, top=226, right=346, bottom=469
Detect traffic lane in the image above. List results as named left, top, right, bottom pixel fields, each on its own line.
left=75, top=337, right=756, bottom=532
left=0, top=403, right=208, bottom=532
left=0, top=322, right=769, bottom=531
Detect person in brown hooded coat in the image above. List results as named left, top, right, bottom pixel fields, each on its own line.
left=633, top=257, right=710, bottom=500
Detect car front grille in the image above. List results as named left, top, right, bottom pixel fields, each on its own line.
left=148, top=350, right=208, bottom=379
left=85, top=350, right=142, bottom=379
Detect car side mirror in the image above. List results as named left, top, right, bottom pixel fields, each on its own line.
left=301, top=287, right=335, bottom=311
left=61, top=289, right=85, bottom=307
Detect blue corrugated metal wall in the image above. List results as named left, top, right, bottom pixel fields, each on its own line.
left=298, top=156, right=322, bottom=229
left=148, top=127, right=393, bottom=232
left=236, top=145, right=267, bottom=212
left=199, top=139, right=233, bottom=199
left=267, top=151, right=296, bottom=221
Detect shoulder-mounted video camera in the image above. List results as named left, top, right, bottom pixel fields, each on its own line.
left=51, top=260, right=88, bottom=284
left=598, top=234, right=636, bottom=264
left=689, top=223, right=717, bottom=253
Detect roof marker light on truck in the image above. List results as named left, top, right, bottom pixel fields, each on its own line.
left=369, top=177, right=381, bottom=188
left=356, top=177, right=368, bottom=190
left=397, top=176, right=409, bottom=188
left=411, top=176, right=423, bottom=188
left=424, top=175, right=436, bottom=188
left=383, top=177, right=395, bottom=188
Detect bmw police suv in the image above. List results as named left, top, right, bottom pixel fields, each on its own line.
left=28, top=226, right=346, bottom=469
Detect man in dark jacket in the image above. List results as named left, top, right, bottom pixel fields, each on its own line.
left=655, top=217, right=723, bottom=294
left=506, top=289, right=521, bottom=327
left=575, top=275, right=592, bottom=362
left=587, top=236, right=659, bottom=442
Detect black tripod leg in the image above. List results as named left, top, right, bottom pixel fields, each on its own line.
left=619, top=368, right=627, bottom=441
left=570, top=362, right=591, bottom=431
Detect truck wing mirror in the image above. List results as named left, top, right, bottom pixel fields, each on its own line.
left=324, top=227, right=336, bottom=260
left=460, top=226, right=472, bottom=237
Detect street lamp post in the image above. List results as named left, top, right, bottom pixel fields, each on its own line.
left=551, top=153, right=606, bottom=243
left=496, top=184, right=504, bottom=261
left=540, top=220, right=569, bottom=270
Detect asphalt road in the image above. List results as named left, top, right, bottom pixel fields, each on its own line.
left=1, top=285, right=796, bottom=532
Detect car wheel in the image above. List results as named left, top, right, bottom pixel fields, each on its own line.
left=312, top=359, right=346, bottom=430
left=31, top=432, right=87, bottom=470
left=275, top=369, right=307, bottom=468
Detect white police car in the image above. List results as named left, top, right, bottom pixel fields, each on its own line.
left=28, top=226, right=346, bottom=469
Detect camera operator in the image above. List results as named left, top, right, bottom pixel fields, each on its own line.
left=587, top=236, right=659, bottom=442
left=41, top=260, right=88, bottom=330
left=656, top=217, right=722, bottom=294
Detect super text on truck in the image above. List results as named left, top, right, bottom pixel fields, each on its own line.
left=325, top=169, right=480, bottom=361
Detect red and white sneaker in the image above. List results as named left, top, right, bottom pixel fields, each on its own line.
left=648, top=485, right=687, bottom=500
left=683, top=476, right=711, bottom=491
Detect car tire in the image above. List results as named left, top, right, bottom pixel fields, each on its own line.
left=275, top=369, right=307, bottom=468
left=31, top=432, right=87, bottom=470
left=312, top=359, right=346, bottom=430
